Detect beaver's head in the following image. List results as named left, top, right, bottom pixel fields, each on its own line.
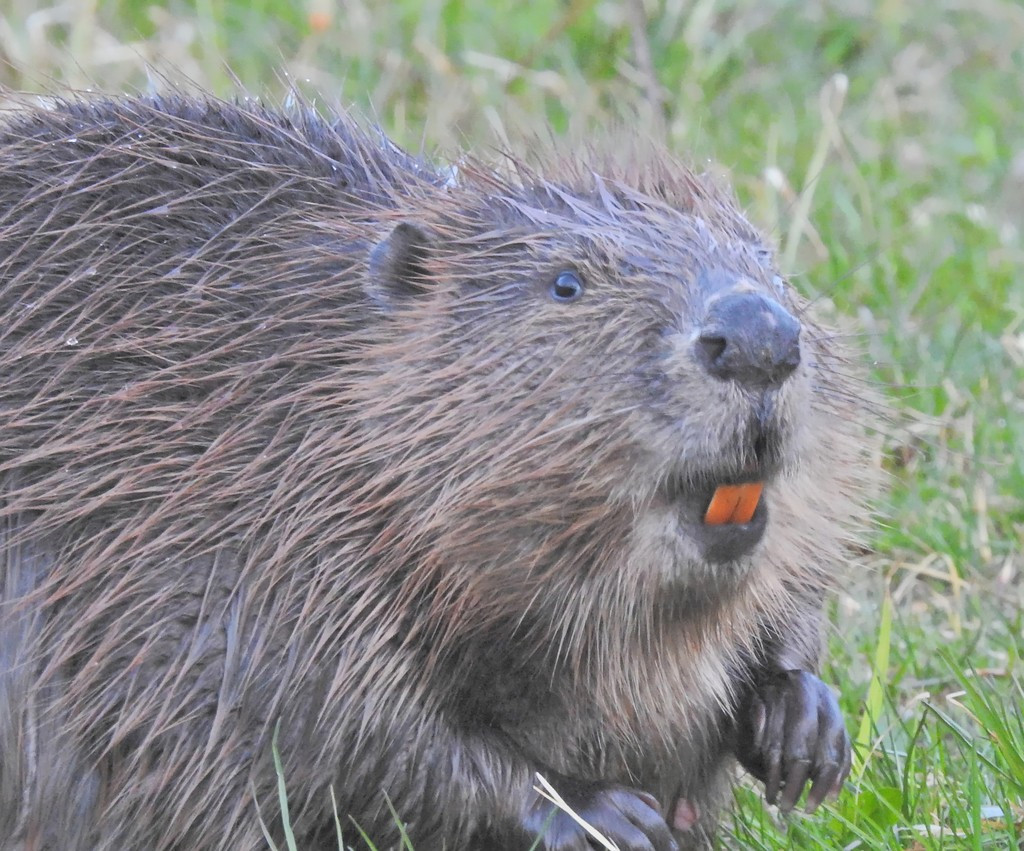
left=353, top=148, right=866, bottom=636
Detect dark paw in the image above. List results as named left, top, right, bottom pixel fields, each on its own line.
left=736, top=669, right=851, bottom=813
left=521, top=778, right=678, bottom=851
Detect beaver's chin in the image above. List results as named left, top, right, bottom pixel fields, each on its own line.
left=663, top=473, right=770, bottom=564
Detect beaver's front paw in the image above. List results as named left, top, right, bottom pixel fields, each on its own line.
left=521, top=779, right=678, bottom=851
left=736, top=669, right=851, bottom=813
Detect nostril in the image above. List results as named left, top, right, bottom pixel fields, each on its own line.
left=695, top=292, right=802, bottom=389
left=775, top=336, right=801, bottom=375
left=697, top=332, right=727, bottom=365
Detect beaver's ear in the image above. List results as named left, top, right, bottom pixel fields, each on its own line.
left=366, top=222, right=433, bottom=310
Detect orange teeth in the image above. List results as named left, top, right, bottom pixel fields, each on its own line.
left=703, top=482, right=764, bottom=526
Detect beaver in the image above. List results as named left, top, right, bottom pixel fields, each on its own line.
left=0, top=94, right=871, bottom=851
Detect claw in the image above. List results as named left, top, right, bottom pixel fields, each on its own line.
left=749, top=696, right=767, bottom=751
left=764, top=750, right=783, bottom=805
left=805, top=761, right=840, bottom=813
left=779, top=759, right=812, bottom=812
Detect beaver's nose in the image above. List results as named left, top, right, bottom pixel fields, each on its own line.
left=696, top=292, right=801, bottom=389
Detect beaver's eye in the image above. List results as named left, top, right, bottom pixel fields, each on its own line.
left=550, top=270, right=584, bottom=302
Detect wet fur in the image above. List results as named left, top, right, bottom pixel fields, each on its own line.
left=0, top=95, right=872, bottom=849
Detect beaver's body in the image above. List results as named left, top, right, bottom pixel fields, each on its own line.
left=0, top=96, right=868, bottom=850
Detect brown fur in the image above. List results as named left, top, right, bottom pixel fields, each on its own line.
left=0, top=94, right=873, bottom=850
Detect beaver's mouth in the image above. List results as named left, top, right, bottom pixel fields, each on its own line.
left=664, top=471, right=770, bottom=564
left=658, top=405, right=791, bottom=563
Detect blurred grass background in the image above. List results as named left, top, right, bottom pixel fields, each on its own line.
left=1, top=0, right=1021, bottom=847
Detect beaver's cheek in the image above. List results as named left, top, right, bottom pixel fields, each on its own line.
left=630, top=507, right=710, bottom=585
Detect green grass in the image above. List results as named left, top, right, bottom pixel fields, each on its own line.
left=2, top=0, right=1021, bottom=847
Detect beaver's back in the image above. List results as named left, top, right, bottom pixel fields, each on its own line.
left=0, top=98, right=444, bottom=849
